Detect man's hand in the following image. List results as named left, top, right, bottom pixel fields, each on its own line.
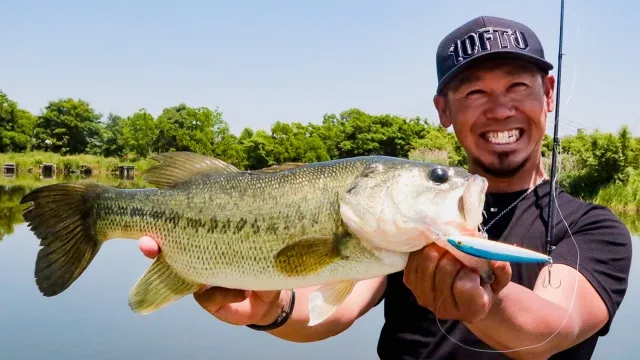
left=138, top=235, right=285, bottom=327
left=403, top=243, right=512, bottom=323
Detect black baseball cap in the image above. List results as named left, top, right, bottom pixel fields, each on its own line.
left=435, top=16, right=554, bottom=94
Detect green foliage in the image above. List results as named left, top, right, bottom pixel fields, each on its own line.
left=32, top=97, right=104, bottom=155
left=122, top=108, right=158, bottom=159
left=101, top=113, right=126, bottom=158
left=3, top=88, right=640, bottom=221
left=555, top=126, right=640, bottom=199
left=0, top=90, right=36, bottom=152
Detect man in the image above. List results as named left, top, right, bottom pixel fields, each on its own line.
left=138, top=16, right=632, bottom=359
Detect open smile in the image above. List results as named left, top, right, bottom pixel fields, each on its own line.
left=481, top=128, right=523, bottom=145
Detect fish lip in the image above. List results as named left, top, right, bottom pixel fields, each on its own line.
left=461, top=174, right=488, bottom=229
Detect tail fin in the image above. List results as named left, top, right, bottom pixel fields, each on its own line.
left=20, top=182, right=107, bottom=297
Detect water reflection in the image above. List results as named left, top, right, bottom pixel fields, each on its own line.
left=39, top=163, right=57, bottom=179
left=2, top=162, right=17, bottom=177
left=0, top=172, right=154, bottom=241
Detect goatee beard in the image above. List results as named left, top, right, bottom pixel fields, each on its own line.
left=474, top=153, right=529, bottom=179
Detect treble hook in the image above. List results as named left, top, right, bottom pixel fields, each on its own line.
left=542, top=262, right=562, bottom=289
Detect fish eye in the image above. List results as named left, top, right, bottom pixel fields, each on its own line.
left=428, top=167, right=449, bottom=184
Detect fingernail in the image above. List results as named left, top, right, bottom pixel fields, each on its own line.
left=197, top=285, right=211, bottom=293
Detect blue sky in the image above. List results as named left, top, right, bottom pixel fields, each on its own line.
left=2, top=0, right=638, bottom=138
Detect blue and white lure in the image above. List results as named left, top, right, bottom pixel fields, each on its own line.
left=447, top=235, right=552, bottom=264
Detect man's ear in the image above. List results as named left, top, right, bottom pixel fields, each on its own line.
left=543, top=74, right=556, bottom=112
left=433, top=94, right=452, bottom=128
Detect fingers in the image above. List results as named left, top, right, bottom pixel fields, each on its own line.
left=138, top=235, right=159, bottom=259
left=453, top=267, right=490, bottom=323
left=404, top=243, right=498, bottom=323
left=434, top=252, right=463, bottom=315
left=490, top=260, right=512, bottom=293
left=194, top=288, right=282, bottom=326
left=194, top=287, right=248, bottom=316
left=405, top=243, right=447, bottom=309
left=422, top=244, right=448, bottom=301
left=405, top=243, right=466, bottom=317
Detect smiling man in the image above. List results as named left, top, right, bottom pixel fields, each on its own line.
left=137, top=15, right=632, bottom=360
left=376, top=16, right=632, bottom=359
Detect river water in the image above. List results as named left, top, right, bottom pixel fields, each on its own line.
left=0, top=178, right=636, bottom=359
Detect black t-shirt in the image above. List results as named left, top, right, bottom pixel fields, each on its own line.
left=376, top=180, right=633, bottom=359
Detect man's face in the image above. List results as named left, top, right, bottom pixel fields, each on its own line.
left=434, top=59, right=555, bottom=178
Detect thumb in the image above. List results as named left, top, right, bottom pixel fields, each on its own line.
left=490, top=260, right=512, bottom=293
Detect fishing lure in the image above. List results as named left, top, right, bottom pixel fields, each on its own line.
left=447, top=235, right=552, bottom=264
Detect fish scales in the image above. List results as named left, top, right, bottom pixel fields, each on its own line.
left=92, top=157, right=400, bottom=290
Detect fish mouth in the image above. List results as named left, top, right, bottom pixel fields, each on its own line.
left=461, top=174, right=488, bottom=230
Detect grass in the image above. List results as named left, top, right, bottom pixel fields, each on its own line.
left=408, top=148, right=452, bottom=165
left=0, top=151, right=156, bottom=176
left=593, top=172, right=640, bottom=211
left=591, top=171, right=640, bottom=235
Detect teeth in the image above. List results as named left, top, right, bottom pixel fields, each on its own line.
left=484, top=129, right=521, bottom=144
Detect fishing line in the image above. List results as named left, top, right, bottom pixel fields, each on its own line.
left=564, top=10, right=580, bottom=106
left=414, top=127, right=581, bottom=353
left=433, top=137, right=581, bottom=354
left=431, top=0, right=586, bottom=353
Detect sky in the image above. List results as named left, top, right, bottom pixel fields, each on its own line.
left=2, top=0, right=639, bottom=138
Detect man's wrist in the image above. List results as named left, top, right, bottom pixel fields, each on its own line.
left=261, top=290, right=289, bottom=324
left=247, top=289, right=295, bottom=331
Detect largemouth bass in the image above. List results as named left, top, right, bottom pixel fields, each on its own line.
left=20, top=152, right=491, bottom=326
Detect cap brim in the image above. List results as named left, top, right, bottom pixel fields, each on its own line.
left=436, top=50, right=554, bottom=94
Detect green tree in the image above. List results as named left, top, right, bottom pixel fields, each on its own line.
left=309, top=113, right=347, bottom=160
left=241, top=129, right=277, bottom=170
left=410, top=123, right=466, bottom=167
left=154, top=103, right=232, bottom=156
left=323, top=108, right=428, bottom=158
left=0, top=90, right=36, bottom=152
left=33, top=98, right=103, bottom=155
left=269, top=121, right=330, bottom=163
left=122, top=108, right=157, bottom=158
left=101, top=113, right=126, bottom=158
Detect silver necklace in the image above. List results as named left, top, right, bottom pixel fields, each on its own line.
left=479, top=180, right=545, bottom=238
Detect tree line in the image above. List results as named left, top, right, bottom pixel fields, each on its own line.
left=2, top=89, right=640, bottom=204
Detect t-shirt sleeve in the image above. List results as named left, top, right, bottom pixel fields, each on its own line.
left=550, top=204, right=633, bottom=336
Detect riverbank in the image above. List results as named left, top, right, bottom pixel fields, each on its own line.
left=0, top=151, right=155, bottom=177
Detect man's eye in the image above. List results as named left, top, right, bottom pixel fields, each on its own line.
left=511, top=82, right=528, bottom=89
left=465, top=89, right=484, bottom=97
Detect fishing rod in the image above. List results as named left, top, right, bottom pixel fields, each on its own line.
left=545, top=0, right=566, bottom=259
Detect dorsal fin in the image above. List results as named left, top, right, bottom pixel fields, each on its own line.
left=143, top=152, right=240, bottom=188
left=252, top=162, right=307, bottom=174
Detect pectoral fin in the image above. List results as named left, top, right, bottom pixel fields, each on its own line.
left=308, top=280, right=357, bottom=326
left=129, top=255, right=201, bottom=314
left=273, top=236, right=343, bottom=277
